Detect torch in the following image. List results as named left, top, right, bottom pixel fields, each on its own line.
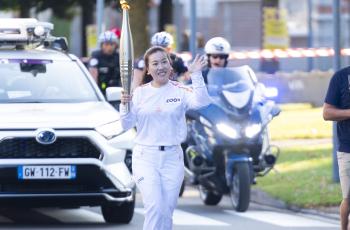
left=119, top=0, right=134, bottom=112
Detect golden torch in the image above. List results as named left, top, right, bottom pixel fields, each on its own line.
left=119, top=0, right=134, bottom=112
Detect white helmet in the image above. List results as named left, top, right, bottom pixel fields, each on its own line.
left=98, top=31, right=119, bottom=45
left=151, top=31, right=174, bottom=48
left=204, top=37, right=231, bottom=55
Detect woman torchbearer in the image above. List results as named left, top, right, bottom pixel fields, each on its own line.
left=119, top=2, right=211, bottom=230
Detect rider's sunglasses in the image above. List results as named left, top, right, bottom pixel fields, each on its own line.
left=211, top=54, right=227, bottom=59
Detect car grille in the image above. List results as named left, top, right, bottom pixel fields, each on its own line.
left=0, top=137, right=101, bottom=159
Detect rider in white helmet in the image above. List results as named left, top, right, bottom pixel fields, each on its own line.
left=133, top=31, right=188, bottom=91
left=202, top=37, right=231, bottom=83
left=204, top=37, right=231, bottom=68
left=89, top=31, right=120, bottom=96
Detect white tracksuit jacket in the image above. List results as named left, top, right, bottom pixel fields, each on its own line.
left=119, top=71, right=211, bottom=230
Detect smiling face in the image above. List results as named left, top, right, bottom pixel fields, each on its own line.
left=146, top=50, right=172, bottom=87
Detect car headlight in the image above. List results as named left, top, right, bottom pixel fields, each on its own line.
left=96, top=120, right=124, bottom=140
left=216, top=123, right=239, bottom=139
left=245, top=123, right=262, bottom=138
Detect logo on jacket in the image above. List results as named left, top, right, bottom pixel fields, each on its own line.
left=166, top=98, right=181, bottom=103
left=35, top=128, right=56, bottom=145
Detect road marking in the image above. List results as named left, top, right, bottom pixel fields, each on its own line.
left=135, top=208, right=229, bottom=226
left=37, top=208, right=105, bottom=223
left=225, top=210, right=338, bottom=227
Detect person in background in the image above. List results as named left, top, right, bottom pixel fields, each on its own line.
left=120, top=46, right=211, bottom=230
left=202, top=36, right=231, bottom=83
left=196, top=32, right=206, bottom=56
left=323, top=66, right=350, bottom=230
left=132, top=31, right=188, bottom=91
left=89, top=31, right=120, bottom=96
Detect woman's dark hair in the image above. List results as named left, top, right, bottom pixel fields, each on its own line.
left=141, top=46, right=172, bottom=84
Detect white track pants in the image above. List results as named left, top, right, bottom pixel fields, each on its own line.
left=132, top=145, right=184, bottom=230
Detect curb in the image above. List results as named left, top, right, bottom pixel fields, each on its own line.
left=251, top=187, right=339, bottom=221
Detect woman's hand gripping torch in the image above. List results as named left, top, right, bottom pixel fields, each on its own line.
left=119, top=0, right=134, bottom=112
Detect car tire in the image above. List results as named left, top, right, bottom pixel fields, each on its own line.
left=101, top=199, right=135, bottom=223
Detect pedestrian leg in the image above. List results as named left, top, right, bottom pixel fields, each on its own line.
left=160, top=146, right=184, bottom=229
left=132, top=146, right=163, bottom=230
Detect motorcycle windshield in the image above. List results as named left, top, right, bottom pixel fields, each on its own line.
left=207, top=67, right=255, bottom=90
left=207, top=67, right=255, bottom=109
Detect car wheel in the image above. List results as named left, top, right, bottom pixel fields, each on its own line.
left=101, top=199, right=135, bottom=223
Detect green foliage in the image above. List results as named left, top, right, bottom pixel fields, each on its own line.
left=51, top=17, right=71, bottom=42
left=263, top=0, right=279, bottom=7
left=256, top=144, right=341, bottom=207
left=0, top=0, right=114, bottom=19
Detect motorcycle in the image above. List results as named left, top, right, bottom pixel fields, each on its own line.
left=181, top=65, right=280, bottom=212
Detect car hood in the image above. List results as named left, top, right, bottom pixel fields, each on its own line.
left=0, top=102, right=120, bottom=129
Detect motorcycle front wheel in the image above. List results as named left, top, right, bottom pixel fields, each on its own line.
left=230, top=162, right=251, bottom=212
left=199, top=185, right=222, bottom=205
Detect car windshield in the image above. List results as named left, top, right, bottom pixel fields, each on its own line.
left=0, top=59, right=99, bottom=103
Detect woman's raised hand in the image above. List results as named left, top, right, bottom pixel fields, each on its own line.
left=187, top=54, right=207, bottom=74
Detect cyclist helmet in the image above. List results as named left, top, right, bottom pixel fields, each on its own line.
left=204, top=37, right=231, bottom=55
left=98, top=31, right=119, bottom=45
left=110, top=27, right=121, bottom=39
left=151, top=31, right=174, bottom=48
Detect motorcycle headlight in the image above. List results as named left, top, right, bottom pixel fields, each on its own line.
left=96, top=120, right=124, bottom=140
left=245, top=123, right=262, bottom=138
left=216, top=123, right=239, bottom=139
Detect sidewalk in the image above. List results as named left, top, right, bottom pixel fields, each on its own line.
left=251, top=187, right=339, bottom=220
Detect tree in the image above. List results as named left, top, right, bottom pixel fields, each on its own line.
left=0, top=0, right=37, bottom=17
left=128, top=0, right=149, bottom=57
left=0, top=0, right=77, bottom=18
left=159, top=0, right=172, bottom=31
left=263, top=0, right=279, bottom=7
left=1, top=0, right=116, bottom=57
left=0, top=0, right=149, bottom=57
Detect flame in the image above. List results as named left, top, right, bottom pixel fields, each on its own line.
left=120, top=0, right=130, bottom=10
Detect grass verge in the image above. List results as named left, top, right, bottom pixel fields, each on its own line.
left=269, top=104, right=332, bottom=140
left=255, top=143, right=341, bottom=208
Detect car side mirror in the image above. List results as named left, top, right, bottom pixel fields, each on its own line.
left=106, top=87, right=122, bottom=102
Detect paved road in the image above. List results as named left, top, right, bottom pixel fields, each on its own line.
left=0, top=186, right=339, bottom=230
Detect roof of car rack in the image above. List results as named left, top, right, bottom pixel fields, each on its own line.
left=0, top=18, right=54, bottom=48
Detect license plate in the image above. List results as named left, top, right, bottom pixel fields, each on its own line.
left=18, top=165, right=76, bottom=180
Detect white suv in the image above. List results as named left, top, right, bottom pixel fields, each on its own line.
left=0, top=18, right=135, bottom=223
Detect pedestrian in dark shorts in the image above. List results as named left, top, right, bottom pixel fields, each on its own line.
left=323, top=66, right=350, bottom=230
